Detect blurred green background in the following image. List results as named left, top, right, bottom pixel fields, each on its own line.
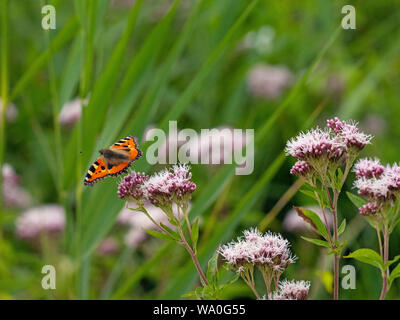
left=1, top=0, right=400, bottom=299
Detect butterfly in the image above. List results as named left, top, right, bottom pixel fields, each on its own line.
left=84, top=136, right=142, bottom=186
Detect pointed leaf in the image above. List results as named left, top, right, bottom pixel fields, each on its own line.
left=346, top=192, right=367, bottom=208
left=338, top=219, right=346, bottom=235
left=344, top=248, right=384, bottom=271
left=301, top=236, right=330, bottom=248
left=294, top=206, right=329, bottom=240
left=145, top=229, right=174, bottom=241
left=389, top=261, right=400, bottom=285
left=191, top=218, right=200, bottom=250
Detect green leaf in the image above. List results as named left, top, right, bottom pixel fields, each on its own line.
left=191, top=218, right=200, bottom=250
left=206, top=251, right=219, bottom=286
left=294, top=207, right=329, bottom=240
left=327, top=240, right=347, bottom=255
left=144, top=229, right=174, bottom=241
left=160, top=223, right=180, bottom=241
left=299, top=188, right=317, bottom=200
left=301, top=236, right=330, bottom=248
left=344, top=248, right=384, bottom=271
left=384, top=255, right=400, bottom=269
left=336, top=168, right=344, bottom=191
left=224, top=272, right=240, bottom=286
left=346, top=192, right=367, bottom=208
left=338, top=219, right=346, bottom=236
left=389, top=261, right=400, bottom=285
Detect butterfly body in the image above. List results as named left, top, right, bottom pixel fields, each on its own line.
left=84, top=136, right=142, bottom=186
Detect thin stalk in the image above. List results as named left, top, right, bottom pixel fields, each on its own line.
left=321, top=176, right=339, bottom=300
left=242, top=268, right=260, bottom=299
left=314, top=191, right=333, bottom=245
left=379, top=226, right=389, bottom=300
left=178, top=227, right=208, bottom=286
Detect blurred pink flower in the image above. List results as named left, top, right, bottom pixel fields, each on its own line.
left=0, top=98, right=18, bottom=122
left=192, top=127, right=247, bottom=164
left=247, top=64, right=292, bottom=100
left=362, top=115, right=387, bottom=136
left=16, top=204, right=65, bottom=239
left=97, top=237, right=119, bottom=256
left=59, top=97, right=88, bottom=126
left=2, top=163, right=32, bottom=208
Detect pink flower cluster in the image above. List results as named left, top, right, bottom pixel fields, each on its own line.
left=354, top=160, right=400, bottom=201
left=359, top=202, right=379, bottom=216
left=327, top=117, right=372, bottom=150
left=16, top=204, right=65, bottom=239
left=142, top=164, right=196, bottom=205
left=289, top=160, right=312, bottom=177
left=286, top=117, right=372, bottom=180
left=270, top=279, right=310, bottom=300
left=219, top=229, right=296, bottom=272
left=354, top=158, right=400, bottom=216
left=118, top=164, right=196, bottom=208
left=118, top=172, right=149, bottom=201
left=285, top=128, right=344, bottom=161
left=354, top=158, right=385, bottom=179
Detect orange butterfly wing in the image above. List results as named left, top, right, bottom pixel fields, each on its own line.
left=84, top=136, right=142, bottom=186
left=110, top=136, right=141, bottom=161
left=84, top=158, right=109, bottom=186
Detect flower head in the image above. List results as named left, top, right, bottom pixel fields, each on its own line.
left=143, top=164, right=196, bottom=206
left=285, top=128, right=345, bottom=161
left=327, top=118, right=372, bottom=151
left=354, top=177, right=391, bottom=200
left=359, top=202, right=380, bottom=216
left=271, top=279, right=310, bottom=300
left=289, top=160, right=313, bottom=178
left=219, top=228, right=296, bottom=272
left=118, top=171, right=148, bottom=202
left=16, top=204, right=65, bottom=239
left=354, top=158, right=385, bottom=179
left=384, top=163, right=400, bottom=192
